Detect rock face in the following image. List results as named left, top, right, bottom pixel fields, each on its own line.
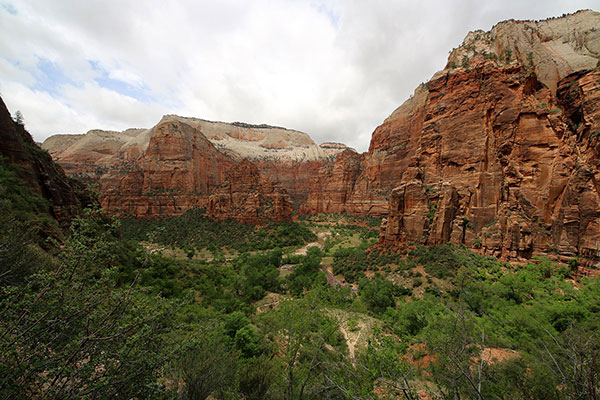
left=207, top=159, right=293, bottom=222
left=379, top=63, right=600, bottom=271
left=369, top=10, right=600, bottom=271
left=43, top=116, right=308, bottom=221
left=0, top=96, right=88, bottom=228
left=299, top=10, right=600, bottom=271
left=446, top=9, right=600, bottom=94
left=302, top=149, right=361, bottom=214
left=100, top=119, right=293, bottom=221
left=319, top=142, right=356, bottom=160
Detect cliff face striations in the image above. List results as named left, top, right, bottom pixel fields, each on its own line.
left=300, top=10, right=600, bottom=222
left=370, top=10, right=600, bottom=270
left=43, top=116, right=315, bottom=221
left=379, top=63, right=600, bottom=270
left=446, top=9, right=600, bottom=93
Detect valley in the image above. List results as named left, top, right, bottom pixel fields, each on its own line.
left=1, top=8, right=600, bottom=400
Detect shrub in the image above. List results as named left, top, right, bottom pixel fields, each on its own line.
left=360, top=277, right=396, bottom=314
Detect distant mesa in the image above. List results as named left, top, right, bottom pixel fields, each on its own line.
left=319, top=142, right=357, bottom=159
left=42, top=115, right=342, bottom=222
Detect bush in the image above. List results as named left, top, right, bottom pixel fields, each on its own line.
left=360, top=277, right=396, bottom=314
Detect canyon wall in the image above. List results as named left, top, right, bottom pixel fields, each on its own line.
left=42, top=10, right=600, bottom=268
left=378, top=64, right=600, bottom=271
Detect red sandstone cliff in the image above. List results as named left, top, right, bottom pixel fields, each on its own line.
left=302, top=10, right=600, bottom=220
left=299, top=11, right=600, bottom=271
left=94, top=119, right=293, bottom=221
left=43, top=115, right=328, bottom=221
left=378, top=64, right=600, bottom=270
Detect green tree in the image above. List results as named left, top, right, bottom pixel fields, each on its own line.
left=360, top=277, right=396, bottom=314
left=176, top=332, right=238, bottom=400
left=13, top=110, right=23, bottom=126
left=287, top=246, right=325, bottom=295
left=238, top=354, right=281, bottom=400
left=0, top=208, right=174, bottom=399
left=234, top=325, right=261, bottom=358
left=261, top=297, right=348, bottom=400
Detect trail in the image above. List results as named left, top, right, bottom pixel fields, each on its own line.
left=338, top=324, right=360, bottom=359
left=293, top=231, right=331, bottom=255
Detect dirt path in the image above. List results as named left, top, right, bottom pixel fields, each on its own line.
left=338, top=324, right=360, bottom=359
left=323, top=265, right=345, bottom=287
left=293, top=231, right=331, bottom=255
left=255, top=293, right=286, bottom=313
left=326, top=310, right=377, bottom=361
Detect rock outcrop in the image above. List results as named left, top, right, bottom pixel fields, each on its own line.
left=90, top=118, right=293, bottom=221
left=207, top=159, right=292, bottom=222
left=378, top=62, right=600, bottom=271
left=367, top=10, right=600, bottom=272
left=319, top=142, right=356, bottom=160
left=446, top=9, right=600, bottom=94
left=43, top=118, right=351, bottom=220
left=0, top=96, right=88, bottom=229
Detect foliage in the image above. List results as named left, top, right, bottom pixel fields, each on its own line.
left=13, top=110, right=24, bottom=126
left=0, top=157, right=52, bottom=228
left=0, top=208, right=174, bottom=399
left=409, top=243, right=497, bottom=278
left=359, top=277, right=398, bottom=314
left=287, top=246, right=326, bottom=295
left=0, top=199, right=48, bottom=285
left=384, top=300, right=442, bottom=337
left=121, top=207, right=316, bottom=251
left=2, top=189, right=600, bottom=400
left=176, top=331, right=238, bottom=400
left=333, top=243, right=405, bottom=283
left=234, top=249, right=282, bottom=301
left=360, top=331, right=417, bottom=399
left=259, top=296, right=365, bottom=399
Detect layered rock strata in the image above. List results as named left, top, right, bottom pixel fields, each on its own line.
left=446, top=9, right=600, bottom=93
left=379, top=64, right=600, bottom=271
left=93, top=118, right=293, bottom=221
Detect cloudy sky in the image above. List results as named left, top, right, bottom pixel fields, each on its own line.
left=1, top=0, right=597, bottom=151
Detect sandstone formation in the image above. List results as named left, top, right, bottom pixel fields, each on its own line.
left=368, top=10, right=600, bottom=272
left=297, top=11, right=600, bottom=271
left=319, top=142, right=356, bottom=160
left=378, top=63, right=600, bottom=271
left=446, top=9, right=600, bottom=94
left=0, top=96, right=88, bottom=229
left=43, top=116, right=305, bottom=221
left=99, top=119, right=293, bottom=221
left=207, top=159, right=293, bottom=222
left=41, top=10, right=600, bottom=270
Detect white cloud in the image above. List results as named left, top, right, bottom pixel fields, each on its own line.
left=0, top=81, right=96, bottom=137
left=108, top=69, right=145, bottom=88
left=1, top=0, right=598, bottom=151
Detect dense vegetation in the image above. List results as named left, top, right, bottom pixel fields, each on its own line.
left=0, top=157, right=53, bottom=229
left=2, top=168, right=599, bottom=399
left=121, top=207, right=316, bottom=252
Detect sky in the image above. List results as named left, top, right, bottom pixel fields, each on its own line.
left=1, top=1, right=598, bottom=152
